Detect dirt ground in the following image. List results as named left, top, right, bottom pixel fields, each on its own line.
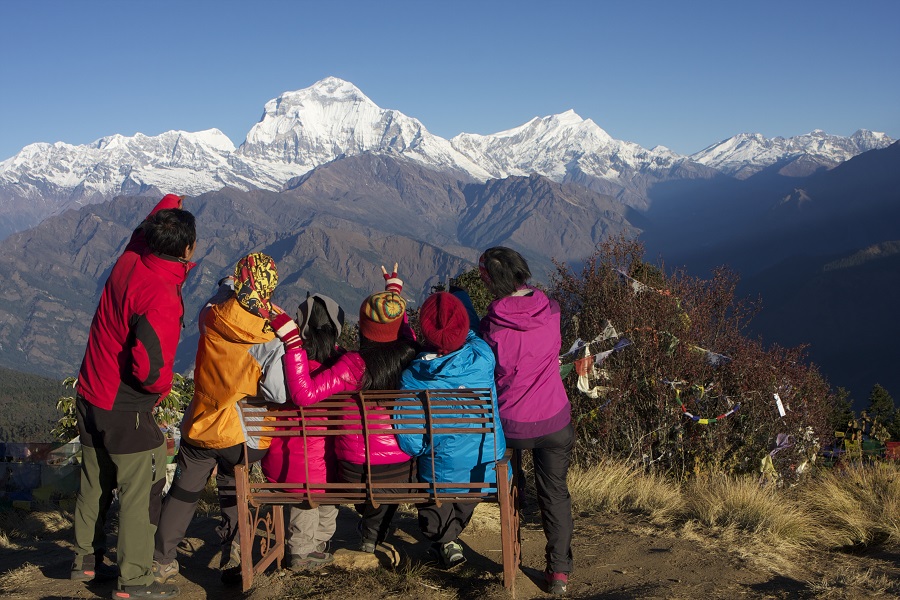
left=0, top=500, right=898, bottom=600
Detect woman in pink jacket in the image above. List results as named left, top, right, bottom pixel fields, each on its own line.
left=270, top=266, right=419, bottom=553
left=479, top=247, right=573, bottom=596
left=260, top=293, right=346, bottom=570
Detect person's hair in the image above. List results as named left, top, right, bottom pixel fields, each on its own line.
left=358, top=335, right=419, bottom=391
left=480, top=246, right=531, bottom=298
left=143, top=209, right=196, bottom=258
left=303, top=297, right=340, bottom=364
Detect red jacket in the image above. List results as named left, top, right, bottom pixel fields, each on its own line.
left=77, top=195, right=195, bottom=411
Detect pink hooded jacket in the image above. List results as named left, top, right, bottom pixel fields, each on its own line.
left=280, top=346, right=411, bottom=466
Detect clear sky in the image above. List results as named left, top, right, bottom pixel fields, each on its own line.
left=1, top=0, right=897, bottom=161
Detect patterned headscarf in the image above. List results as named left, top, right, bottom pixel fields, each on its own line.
left=233, top=253, right=278, bottom=330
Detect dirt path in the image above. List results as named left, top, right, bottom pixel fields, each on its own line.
left=0, top=503, right=897, bottom=599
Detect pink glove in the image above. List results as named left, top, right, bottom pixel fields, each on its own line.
left=270, top=312, right=303, bottom=351
left=382, top=262, right=403, bottom=294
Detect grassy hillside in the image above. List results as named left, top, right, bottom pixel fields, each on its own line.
left=0, top=366, right=65, bottom=443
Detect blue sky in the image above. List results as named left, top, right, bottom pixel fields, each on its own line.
left=1, top=0, right=897, bottom=161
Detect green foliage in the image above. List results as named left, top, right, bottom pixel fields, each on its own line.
left=50, top=377, right=79, bottom=442
left=550, top=236, right=834, bottom=481
left=0, top=367, right=67, bottom=443
left=51, top=374, right=195, bottom=441
left=866, top=384, right=899, bottom=441
left=449, top=267, right=493, bottom=318
left=829, top=387, right=857, bottom=434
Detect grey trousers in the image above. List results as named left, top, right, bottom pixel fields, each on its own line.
left=154, top=440, right=266, bottom=563
left=286, top=504, right=338, bottom=556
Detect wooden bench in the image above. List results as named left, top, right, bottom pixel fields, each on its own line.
left=234, top=388, right=521, bottom=595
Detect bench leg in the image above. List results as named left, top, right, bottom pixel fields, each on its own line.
left=236, top=466, right=286, bottom=592
left=497, top=463, right=518, bottom=597
left=235, top=464, right=254, bottom=592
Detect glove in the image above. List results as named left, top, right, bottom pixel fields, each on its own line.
left=270, top=312, right=303, bottom=351
left=382, top=263, right=403, bottom=294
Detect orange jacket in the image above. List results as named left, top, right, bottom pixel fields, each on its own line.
left=180, top=293, right=287, bottom=450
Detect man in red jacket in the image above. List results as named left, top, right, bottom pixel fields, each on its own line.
left=71, top=194, right=196, bottom=600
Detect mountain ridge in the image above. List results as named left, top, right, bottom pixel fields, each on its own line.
left=0, top=77, right=891, bottom=238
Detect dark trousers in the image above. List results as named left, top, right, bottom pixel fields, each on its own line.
left=73, top=397, right=167, bottom=587
left=338, top=459, right=415, bottom=544
left=154, top=440, right=266, bottom=563
left=506, top=422, right=574, bottom=574
left=417, top=501, right=478, bottom=544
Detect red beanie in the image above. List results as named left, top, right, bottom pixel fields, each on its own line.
left=419, top=292, right=469, bottom=355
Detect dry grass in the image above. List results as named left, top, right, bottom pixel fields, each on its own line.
left=806, top=564, right=900, bottom=598
left=568, top=459, right=683, bottom=524
left=683, top=475, right=820, bottom=546
left=796, top=462, right=900, bottom=548
left=569, top=459, right=900, bottom=559
left=0, top=562, right=41, bottom=597
left=0, top=504, right=71, bottom=543
left=277, top=559, right=462, bottom=599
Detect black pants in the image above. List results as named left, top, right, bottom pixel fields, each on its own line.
left=338, top=459, right=415, bottom=544
left=506, top=423, right=574, bottom=574
left=154, top=440, right=266, bottom=563
left=417, top=501, right=478, bottom=544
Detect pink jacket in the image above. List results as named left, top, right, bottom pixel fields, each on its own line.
left=281, top=346, right=411, bottom=466
left=261, top=354, right=334, bottom=492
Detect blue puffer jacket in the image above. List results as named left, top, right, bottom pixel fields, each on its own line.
left=396, top=330, right=506, bottom=491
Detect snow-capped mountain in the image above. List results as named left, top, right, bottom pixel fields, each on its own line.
left=451, top=110, right=709, bottom=207
left=0, top=76, right=892, bottom=238
left=235, top=76, right=492, bottom=182
left=452, top=109, right=684, bottom=182
left=0, top=129, right=248, bottom=202
left=690, top=129, right=893, bottom=179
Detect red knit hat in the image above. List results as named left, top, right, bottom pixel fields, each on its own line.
left=359, top=291, right=406, bottom=342
left=419, top=292, right=469, bottom=355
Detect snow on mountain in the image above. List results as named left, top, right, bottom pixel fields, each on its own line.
left=235, top=76, right=491, bottom=181
left=0, top=76, right=892, bottom=236
left=0, top=128, right=253, bottom=204
left=451, top=110, right=686, bottom=182
left=690, top=129, right=894, bottom=178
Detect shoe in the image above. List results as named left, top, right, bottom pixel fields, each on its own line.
left=151, top=560, right=178, bottom=584
left=358, top=538, right=377, bottom=553
left=219, top=543, right=242, bottom=586
left=111, top=581, right=180, bottom=599
left=71, top=553, right=118, bottom=581
left=289, top=551, right=334, bottom=571
left=434, top=540, right=465, bottom=569
left=545, top=570, right=568, bottom=595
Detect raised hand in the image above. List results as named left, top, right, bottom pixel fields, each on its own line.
left=382, top=262, right=403, bottom=294
left=270, top=312, right=303, bottom=351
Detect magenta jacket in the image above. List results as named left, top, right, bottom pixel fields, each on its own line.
left=480, top=286, right=571, bottom=439
left=261, top=354, right=335, bottom=492
left=280, top=346, right=411, bottom=466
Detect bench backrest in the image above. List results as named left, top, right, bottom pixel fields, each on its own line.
left=240, top=387, right=506, bottom=506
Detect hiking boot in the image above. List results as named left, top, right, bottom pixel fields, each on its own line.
left=219, top=543, right=242, bottom=586
left=70, top=553, right=118, bottom=581
left=289, top=551, right=334, bottom=571
left=151, top=559, right=179, bottom=584
left=433, top=540, right=465, bottom=569
left=111, top=580, right=180, bottom=599
left=545, top=570, right=568, bottom=595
